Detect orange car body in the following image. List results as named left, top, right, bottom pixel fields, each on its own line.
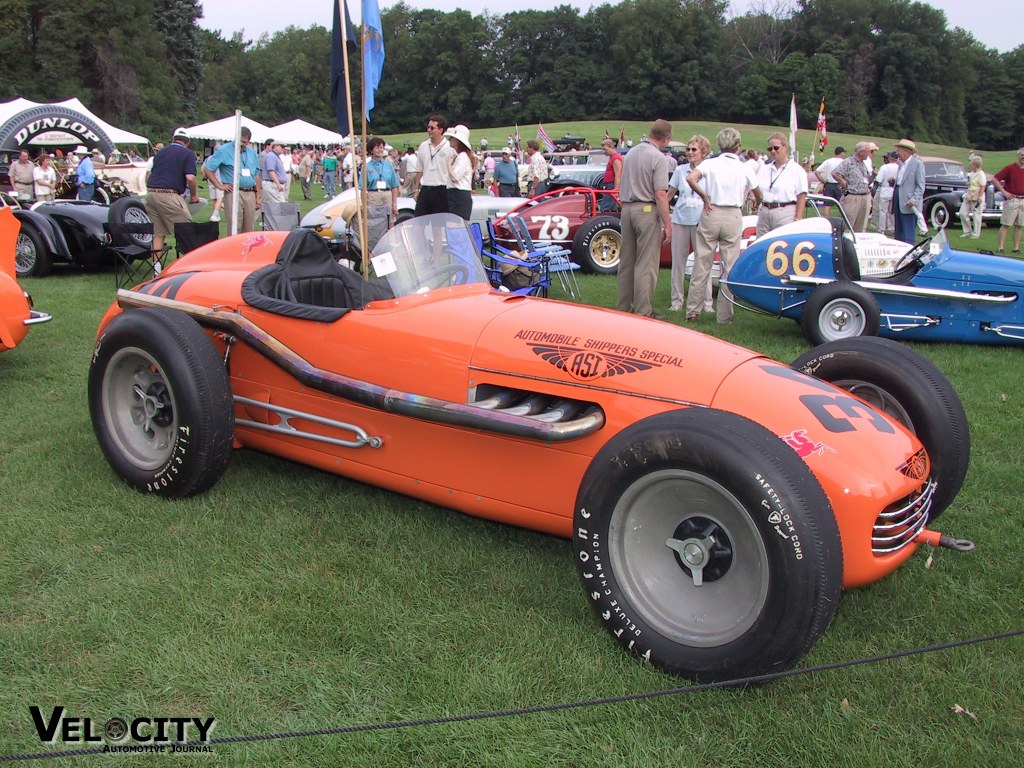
left=99, top=226, right=935, bottom=590
left=0, top=208, right=50, bottom=352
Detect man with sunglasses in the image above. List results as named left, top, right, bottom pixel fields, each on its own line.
left=414, top=115, right=454, bottom=217
left=755, top=132, right=807, bottom=236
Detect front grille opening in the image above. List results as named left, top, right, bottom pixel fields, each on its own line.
left=872, top=478, right=936, bottom=555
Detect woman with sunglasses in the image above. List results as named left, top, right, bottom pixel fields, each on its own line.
left=667, top=135, right=712, bottom=316
left=755, top=132, right=807, bottom=237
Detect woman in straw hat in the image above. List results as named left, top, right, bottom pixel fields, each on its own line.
left=443, top=124, right=476, bottom=221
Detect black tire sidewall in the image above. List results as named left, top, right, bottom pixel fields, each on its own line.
left=89, top=307, right=234, bottom=498
left=572, top=215, right=620, bottom=274
left=791, top=336, right=969, bottom=519
left=573, top=409, right=842, bottom=681
left=107, top=198, right=152, bottom=248
left=802, top=282, right=881, bottom=346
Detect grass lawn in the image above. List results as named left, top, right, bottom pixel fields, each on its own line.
left=2, top=158, right=1023, bottom=765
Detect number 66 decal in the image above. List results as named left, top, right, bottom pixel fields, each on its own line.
left=766, top=240, right=819, bottom=277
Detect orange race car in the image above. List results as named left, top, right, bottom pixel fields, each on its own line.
left=89, top=213, right=972, bottom=682
left=0, top=207, right=51, bottom=352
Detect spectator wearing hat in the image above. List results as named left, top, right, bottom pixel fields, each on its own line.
left=493, top=148, right=519, bottom=197
left=873, top=151, right=899, bottom=234
left=73, top=145, right=96, bottom=201
left=32, top=153, right=57, bottom=202
left=145, top=127, right=200, bottom=263
left=991, top=148, right=1024, bottom=253
left=892, top=138, right=925, bottom=243
left=415, top=115, right=454, bottom=216
left=833, top=141, right=876, bottom=232
left=203, top=126, right=261, bottom=234
left=815, top=146, right=846, bottom=206
left=444, top=124, right=476, bottom=221
left=260, top=139, right=288, bottom=204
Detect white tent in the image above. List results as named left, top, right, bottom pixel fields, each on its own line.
left=182, top=115, right=273, bottom=144
left=266, top=119, right=345, bottom=147
left=0, top=97, right=149, bottom=145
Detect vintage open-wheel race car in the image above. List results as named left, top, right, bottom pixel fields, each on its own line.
left=0, top=207, right=51, bottom=352
left=88, top=213, right=972, bottom=682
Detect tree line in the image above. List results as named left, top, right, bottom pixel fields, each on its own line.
left=2, top=0, right=1021, bottom=150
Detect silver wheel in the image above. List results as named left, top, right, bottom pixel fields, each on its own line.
left=814, top=296, right=869, bottom=340
left=608, top=468, right=769, bottom=648
left=15, top=232, right=38, bottom=275
left=100, top=346, right=177, bottom=471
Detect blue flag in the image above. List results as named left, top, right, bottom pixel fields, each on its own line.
left=330, top=0, right=357, bottom=135
left=362, top=0, right=385, bottom=121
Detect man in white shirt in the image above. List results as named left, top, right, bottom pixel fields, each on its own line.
left=414, top=115, right=454, bottom=216
left=687, top=127, right=761, bottom=324
left=815, top=146, right=846, bottom=204
left=756, top=131, right=807, bottom=236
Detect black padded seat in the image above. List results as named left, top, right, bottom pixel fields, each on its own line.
left=241, top=228, right=391, bottom=321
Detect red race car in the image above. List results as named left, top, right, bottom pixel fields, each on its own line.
left=491, top=186, right=757, bottom=274
left=89, top=214, right=972, bottom=682
left=0, top=207, right=51, bottom=352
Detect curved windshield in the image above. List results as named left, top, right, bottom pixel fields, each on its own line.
left=367, top=213, right=490, bottom=298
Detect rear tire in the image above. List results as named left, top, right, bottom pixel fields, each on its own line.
left=15, top=222, right=51, bottom=278
left=574, top=408, right=843, bottom=682
left=791, top=337, right=969, bottom=519
left=571, top=215, right=621, bottom=274
left=89, top=307, right=234, bottom=498
left=108, top=198, right=153, bottom=248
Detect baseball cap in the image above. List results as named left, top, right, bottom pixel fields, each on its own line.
left=173, top=126, right=190, bottom=140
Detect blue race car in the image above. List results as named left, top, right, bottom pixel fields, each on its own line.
left=726, top=215, right=1024, bottom=347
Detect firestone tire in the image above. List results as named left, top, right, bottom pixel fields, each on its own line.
left=89, top=307, right=234, bottom=499
left=15, top=222, right=51, bottom=278
left=791, top=336, right=969, bottom=520
left=573, top=408, right=843, bottom=682
left=571, top=215, right=621, bottom=274
left=801, top=281, right=881, bottom=346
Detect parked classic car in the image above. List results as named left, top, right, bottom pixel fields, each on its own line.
left=0, top=208, right=51, bottom=351
left=6, top=193, right=154, bottom=277
left=921, top=156, right=1004, bottom=230
left=726, top=214, right=1024, bottom=346
left=89, top=213, right=971, bottom=682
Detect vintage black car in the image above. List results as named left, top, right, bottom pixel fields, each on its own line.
left=922, top=156, right=1004, bottom=230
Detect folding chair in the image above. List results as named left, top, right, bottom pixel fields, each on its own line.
left=506, top=214, right=582, bottom=300
left=473, top=222, right=550, bottom=297
left=107, top=221, right=169, bottom=288
left=174, top=221, right=220, bottom=260
left=262, top=201, right=302, bottom=231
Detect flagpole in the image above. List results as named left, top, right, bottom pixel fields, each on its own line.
left=337, top=0, right=366, bottom=277
left=358, top=17, right=371, bottom=279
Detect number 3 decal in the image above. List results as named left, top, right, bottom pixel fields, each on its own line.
left=531, top=215, right=570, bottom=240
left=766, top=240, right=818, bottom=277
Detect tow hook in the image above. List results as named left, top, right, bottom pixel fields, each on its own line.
left=916, top=529, right=976, bottom=552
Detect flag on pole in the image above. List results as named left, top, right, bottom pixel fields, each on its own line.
left=330, top=0, right=357, bottom=135
left=619, top=126, right=626, bottom=148
left=603, top=128, right=610, bottom=141
left=362, top=0, right=385, bottom=121
left=514, top=123, right=521, bottom=156
left=537, top=123, right=555, bottom=153
left=789, top=94, right=798, bottom=155
left=816, top=98, right=828, bottom=151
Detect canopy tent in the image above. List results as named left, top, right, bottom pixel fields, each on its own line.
left=266, top=119, right=346, bottom=147
left=0, top=97, right=149, bottom=158
left=182, top=115, right=273, bottom=144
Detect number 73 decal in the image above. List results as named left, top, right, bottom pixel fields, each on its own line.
left=766, top=240, right=820, bottom=277
left=530, top=215, right=570, bottom=240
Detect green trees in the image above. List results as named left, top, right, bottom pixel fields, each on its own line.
left=0, top=0, right=1020, bottom=150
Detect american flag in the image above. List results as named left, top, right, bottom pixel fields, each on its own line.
left=537, top=123, right=555, bottom=153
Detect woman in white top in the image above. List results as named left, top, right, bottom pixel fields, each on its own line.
left=959, top=155, right=986, bottom=238
left=668, top=134, right=712, bottom=316
left=444, top=125, right=476, bottom=221
left=33, top=154, right=57, bottom=202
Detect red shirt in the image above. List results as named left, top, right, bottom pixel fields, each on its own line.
left=603, top=152, right=623, bottom=185
left=994, top=162, right=1024, bottom=196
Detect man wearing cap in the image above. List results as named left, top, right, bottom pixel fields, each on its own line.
left=833, top=141, right=876, bottom=232
left=145, top=127, right=200, bottom=263
left=815, top=146, right=846, bottom=206
left=204, top=126, right=261, bottom=234
left=892, top=138, right=925, bottom=244
left=260, top=140, right=288, bottom=204
left=990, top=148, right=1024, bottom=253
left=73, top=146, right=96, bottom=201
left=493, top=148, right=519, bottom=197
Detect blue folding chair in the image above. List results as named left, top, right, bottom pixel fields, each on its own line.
left=506, top=214, right=582, bottom=301
left=473, top=222, right=550, bottom=297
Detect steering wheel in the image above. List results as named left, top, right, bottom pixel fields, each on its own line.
left=420, top=262, right=470, bottom=290
left=893, top=236, right=934, bottom=272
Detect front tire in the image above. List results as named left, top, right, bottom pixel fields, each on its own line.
left=928, top=199, right=951, bottom=230
left=571, top=215, right=621, bottom=274
left=791, top=337, right=969, bottom=519
left=574, top=409, right=843, bottom=682
left=89, top=307, right=234, bottom=498
left=802, top=282, right=881, bottom=345
left=15, top=222, right=51, bottom=278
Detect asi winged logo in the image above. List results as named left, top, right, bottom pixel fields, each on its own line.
left=528, top=343, right=660, bottom=381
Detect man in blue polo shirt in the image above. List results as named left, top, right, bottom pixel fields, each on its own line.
left=145, top=127, right=200, bottom=262
left=203, top=126, right=262, bottom=233
left=74, top=145, right=96, bottom=201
